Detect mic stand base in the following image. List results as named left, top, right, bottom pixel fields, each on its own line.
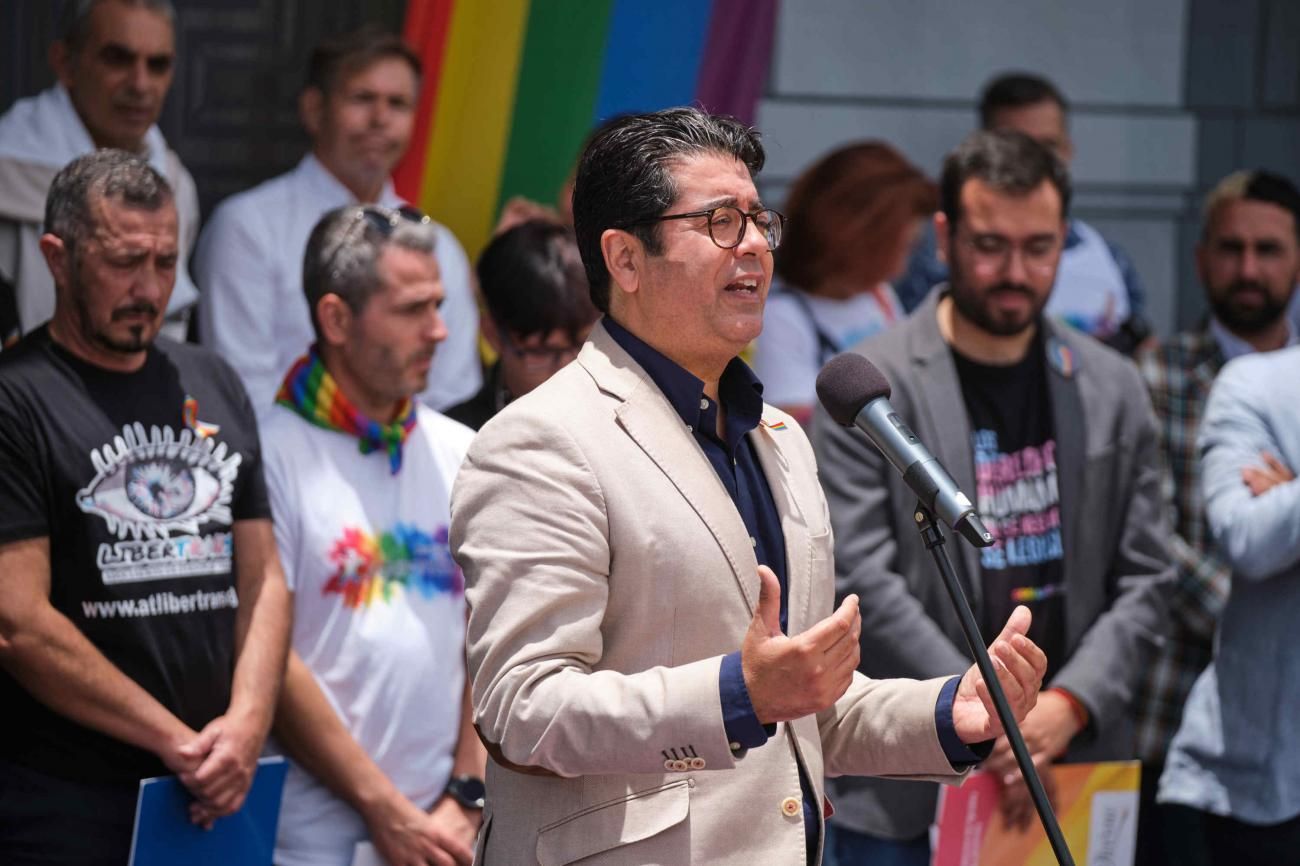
left=913, top=502, right=1075, bottom=866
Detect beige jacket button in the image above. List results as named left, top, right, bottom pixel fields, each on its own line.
left=781, top=796, right=801, bottom=817
left=664, top=759, right=676, bottom=771
left=674, top=759, right=691, bottom=772
left=689, top=757, right=706, bottom=770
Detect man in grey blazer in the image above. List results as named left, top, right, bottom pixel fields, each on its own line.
left=812, top=130, right=1172, bottom=865
left=450, top=109, right=1048, bottom=866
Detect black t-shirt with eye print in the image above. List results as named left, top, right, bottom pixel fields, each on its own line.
left=0, top=326, right=270, bottom=782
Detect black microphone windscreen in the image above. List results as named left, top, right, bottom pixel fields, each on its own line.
left=816, top=353, right=892, bottom=427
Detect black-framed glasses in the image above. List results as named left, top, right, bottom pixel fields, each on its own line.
left=497, top=327, right=582, bottom=371
left=626, top=205, right=786, bottom=251
left=326, top=204, right=432, bottom=277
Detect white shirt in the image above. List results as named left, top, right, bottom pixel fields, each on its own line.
left=193, top=154, right=481, bottom=415
left=752, top=283, right=902, bottom=409
left=263, top=402, right=474, bottom=866
left=1044, top=219, right=1131, bottom=339
left=0, top=85, right=200, bottom=336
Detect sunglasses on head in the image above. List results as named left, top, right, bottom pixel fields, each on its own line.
left=326, top=204, right=432, bottom=277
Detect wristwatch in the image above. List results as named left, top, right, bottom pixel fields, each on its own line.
left=444, top=774, right=486, bottom=810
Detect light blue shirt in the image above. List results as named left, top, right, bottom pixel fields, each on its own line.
left=1208, top=316, right=1298, bottom=363
left=1159, top=345, right=1300, bottom=822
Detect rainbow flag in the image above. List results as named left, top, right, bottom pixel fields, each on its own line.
left=393, top=0, right=779, bottom=259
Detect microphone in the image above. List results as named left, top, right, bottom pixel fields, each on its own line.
left=816, top=353, right=993, bottom=549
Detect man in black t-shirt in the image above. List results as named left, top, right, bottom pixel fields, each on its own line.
left=0, top=151, right=290, bottom=865
left=812, top=130, right=1172, bottom=865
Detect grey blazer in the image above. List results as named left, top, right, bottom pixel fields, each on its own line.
left=810, top=291, right=1173, bottom=839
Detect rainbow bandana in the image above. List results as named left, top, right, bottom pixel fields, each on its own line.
left=276, top=349, right=417, bottom=475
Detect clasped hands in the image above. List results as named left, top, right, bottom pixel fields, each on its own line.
left=741, top=565, right=1048, bottom=744
left=160, top=708, right=266, bottom=829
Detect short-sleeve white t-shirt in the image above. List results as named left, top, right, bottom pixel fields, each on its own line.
left=263, top=403, right=474, bottom=866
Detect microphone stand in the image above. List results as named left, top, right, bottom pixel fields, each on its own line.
left=913, top=502, right=1075, bottom=866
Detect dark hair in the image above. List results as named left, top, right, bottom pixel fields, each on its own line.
left=1203, top=170, right=1300, bottom=242
left=478, top=221, right=597, bottom=341
left=979, top=72, right=1069, bottom=129
left=306, top=24, right=421, bottom=97
left=44, top=149, right=174, bottom=254
left=60, top=0, right=175, bottom=48
left=776, top=141, right=937, bottom=293
left=940, top=130, right=1071, bottom=229
left=572, top=107, right=765, bottom=313
left=302, top=205, right=438, bottom=340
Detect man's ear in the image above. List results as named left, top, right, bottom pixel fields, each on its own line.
left=48, top=41, right=74, bottom=89
left=299, top=87, right=325, bottom=138
left=601, top=228, right=642, bottom=300
left=316, top=293, right=353, bottom=349
left=38, top=233, right=71, bottom=292
left=934, top=212, right=951, bottom=267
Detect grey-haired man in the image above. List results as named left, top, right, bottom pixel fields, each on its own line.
left=0, top=150, right=289, bottom=865
left=0, top=0, right=200, bottom=340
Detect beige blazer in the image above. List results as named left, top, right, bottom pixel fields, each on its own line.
left=450, top=322, right=965, bottom=866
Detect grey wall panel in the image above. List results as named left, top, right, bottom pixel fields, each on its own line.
left=1184, top=0, right=1259, bottom=109
left=1175, top=213, right=1208, bottom=331
left=1195, top=114, right=1245, bottom=188
left=757, top=101, right=1197, bottom=187
left=1239, top=117, right=1300, bottom=187
left=755, top=101, right=970, bottom=181
left=1070, top=115, right=1198, bottom=187
left=773, top=0, right=1187, bottom=105
left=1261, top=0, right=1300, bottom=108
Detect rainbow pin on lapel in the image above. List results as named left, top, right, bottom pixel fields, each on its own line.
left=762, top=419, right=788, bottom=431
left=1047, top=337, right=1076, bottom=378
left=183, top=395, right=222, bottom=439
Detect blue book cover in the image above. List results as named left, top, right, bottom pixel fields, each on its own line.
left=128, top=755, right=289, bottom=866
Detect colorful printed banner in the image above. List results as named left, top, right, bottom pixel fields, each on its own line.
left=394, top=0, right=779, bottom=259
left=932, top=761, right=1140, bottom=866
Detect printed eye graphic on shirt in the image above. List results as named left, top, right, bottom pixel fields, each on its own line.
left=325, top=523, right=463, bottom=609
left=78, top=423, right=239, bottom=539
left=77, top=423, right=241, bottom=586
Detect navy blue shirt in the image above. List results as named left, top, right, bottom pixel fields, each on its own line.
left=603, top=317, right=982, bottom=861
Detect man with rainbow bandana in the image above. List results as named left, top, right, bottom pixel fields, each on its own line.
left=264, top=204, right=485, bottom=866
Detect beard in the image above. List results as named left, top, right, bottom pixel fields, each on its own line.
left=949, top=260, right=1046, bottom=337
left=1209, top=279, right=1291, bottom=335
left=71, top=282, right=159, bottom=354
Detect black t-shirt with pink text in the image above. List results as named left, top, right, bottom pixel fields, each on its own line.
left=953, top=335, right=1066, bottom=679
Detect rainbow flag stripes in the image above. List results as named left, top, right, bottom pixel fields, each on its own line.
left=1010, top=584, right=1065, bottom=603
left=276, top=350, right=418, bottom=474
left=393, top=0, right=779, bottom=259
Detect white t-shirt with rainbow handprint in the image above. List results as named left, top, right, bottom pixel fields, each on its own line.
left=263, top=402, right=474, bottom=866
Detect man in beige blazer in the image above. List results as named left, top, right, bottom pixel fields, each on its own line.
left=450, top=108, right=1048, bottom=866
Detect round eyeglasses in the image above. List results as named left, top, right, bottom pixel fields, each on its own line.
left=626, top=205, right=786, bottom=251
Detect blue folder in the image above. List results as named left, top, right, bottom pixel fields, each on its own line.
left=128, top=755, right=289, bottom=866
